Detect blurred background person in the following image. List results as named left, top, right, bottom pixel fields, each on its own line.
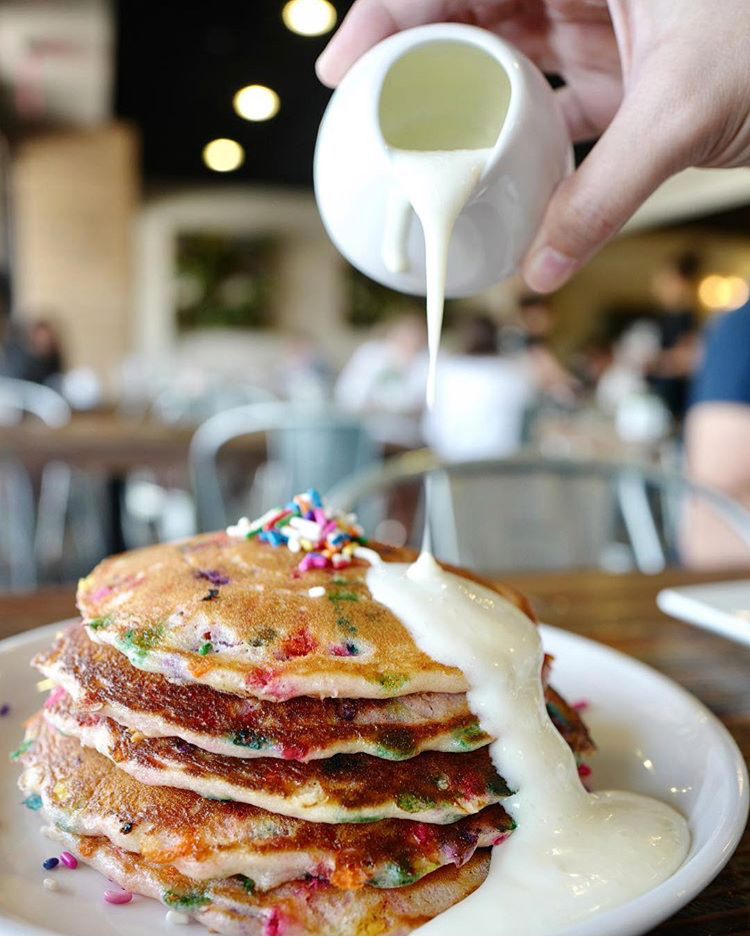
left=277, top=333, right=334, bottom=404
left=0, top=317, right=64, bottom=386
left=424, top=313, right=535, bottom=461
left=645, top=251, right=702, bottom=427
left=505, top=294, right=581, bottom=406
left=683, top=297, right=750, bottom=566
left=335, top=312, right=427, bottom=443
left=596, top=321, right=661, bottom=416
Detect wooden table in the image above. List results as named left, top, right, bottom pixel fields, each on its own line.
left=0, top=413, right=267, bottom=552
left=0, top=413, right=197, bottom=475
left=1, top=568, right=749, bottom=935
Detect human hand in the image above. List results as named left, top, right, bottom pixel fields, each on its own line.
left=317, top=1, right=750, bottom=292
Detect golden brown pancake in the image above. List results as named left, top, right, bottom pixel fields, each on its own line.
left=77, top=535, right=536, bottom=700
left=19, top=715, right=513, bottom=890
left=45, top=826, right=491, bottom=936
left=35, top=624, right=590, bottom=763
left=43, top=692, right=512, bottom=823
left=34, top=623, right=493, bottom=761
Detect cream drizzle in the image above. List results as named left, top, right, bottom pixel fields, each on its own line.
left=370, top=142, right=690, bottom=934
left=387, top=147, right=491, bottom=407
left=367, top=555, right=689, bottom=934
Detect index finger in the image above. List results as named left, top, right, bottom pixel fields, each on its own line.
left=316, top=0, right=512, bottom=87
left=316, top=0, right=397, bottom=87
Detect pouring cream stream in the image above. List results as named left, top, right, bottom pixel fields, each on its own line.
left=368, top=47, right=690, bottom=934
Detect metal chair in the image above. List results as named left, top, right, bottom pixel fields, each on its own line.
left=0, top=376, right=70, bottom=427
left=190, top=402, right=382, bottom=531
left=0, top=377, right=71, bottom=588
left=116, top=380, right=280, bottom=547
left=327, top=451, right=750, bottom=574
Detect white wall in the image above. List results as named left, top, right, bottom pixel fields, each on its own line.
left=133, top=186, right=369, bottom=383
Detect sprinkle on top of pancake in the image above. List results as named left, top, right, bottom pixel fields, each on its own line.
left=77, top=534, right=536, bottom=701
left=227, top=488, right=378, bottom=575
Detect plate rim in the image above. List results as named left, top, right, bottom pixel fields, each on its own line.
left=1, top=621, right=747, bottom=937
left=539, top=623, right=749, bottom=936
left=657, top=580, right=750, bottom=647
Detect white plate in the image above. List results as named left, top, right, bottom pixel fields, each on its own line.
left=658, top=579, right=750, bottom=646
left=0, top=622, right=746, bottom=937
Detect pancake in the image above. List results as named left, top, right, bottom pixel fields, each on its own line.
left=34, top=623, right=493, bottom=761
left=44, top=826, right=490, bottom=936
left=77, top=534, right=537, bottom=700
left=36, top=624, right=590, bottom=762
left=19, top=715, right=513, bottom=889
left=43, top=692, right=512, bottom=824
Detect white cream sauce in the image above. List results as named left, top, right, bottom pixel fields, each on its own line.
left=369, top=135, right=690, bottom=934
left=368, top=555, right=689, bottom=934
left=386, top=146, right=490, bottom=407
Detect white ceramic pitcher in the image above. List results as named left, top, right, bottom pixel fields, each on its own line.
left=314, top=23, right=573, bottom=297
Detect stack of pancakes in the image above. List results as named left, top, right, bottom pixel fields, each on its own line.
left=17, top=530, right=593, bottom=935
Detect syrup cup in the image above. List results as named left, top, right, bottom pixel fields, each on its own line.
left=314, top=23, right=573, bottom=297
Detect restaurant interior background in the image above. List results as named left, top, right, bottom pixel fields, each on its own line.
left=3, top=0, right=750, bottom=588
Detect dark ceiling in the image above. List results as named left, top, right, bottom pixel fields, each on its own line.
left=115, top=0, right=356, bottom=188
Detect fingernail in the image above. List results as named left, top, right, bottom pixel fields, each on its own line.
left=524, top=246, right=578, bottom=293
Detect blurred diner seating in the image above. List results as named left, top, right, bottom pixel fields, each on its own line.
left=328, top=451, right=750, bottom=576
left=424, top=314, right=536, bottom=461
left=190, top=401, right=382, bottom=531
left=0, top=376, right=107, bottom=588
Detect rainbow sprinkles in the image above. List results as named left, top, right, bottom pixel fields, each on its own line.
left=227, top=489, right=381, bottom=573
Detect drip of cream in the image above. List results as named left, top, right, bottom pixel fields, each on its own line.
left=367, top=555, right=689, bottom=934
left=369, top=140, right=690, bottom=933
left=386, top=147, right=491, bottom=407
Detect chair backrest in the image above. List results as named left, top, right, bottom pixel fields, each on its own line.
left=150, top=380, right=278, bottom=426
left=0, top=376, right=70, bottom=427
left=190, top=402, right=381, bottom=531
left=0, top=377, right=70, bottom=589
left=327, top=451, right=750, bottom=574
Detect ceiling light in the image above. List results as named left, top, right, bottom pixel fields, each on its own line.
left=202, top=138, right=245, bottom=172
left=698, top=274, right=749, bottom=311
left=282, top=0, right=337, bottom=37
left=233, top=84, right=280, bottom=122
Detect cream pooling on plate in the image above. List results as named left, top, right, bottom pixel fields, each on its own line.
left=368, top=555, right=689, bottom=934
left=370, top=119, right=690, bottom=934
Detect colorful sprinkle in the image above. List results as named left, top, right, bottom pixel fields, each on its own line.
left=308, top=586, right=326, bottom=598
left=227, top=490, right=379, bottom=575
left=331, top=642, right=360, bottom=657
left=43, top=877, right=58, bottom=891
left=239, top=875, right=256, bottom=894
left=59, top=851, right=78, bottom=869
left=10, top=738, right=33, bottom=761
left=42, top=857, right=59, bottom=870
left=163, top=890, right=209, bottom=909
left=195, top=569, right=230, bottom=586
left=104, top=889, right=133, bottom=904
left=578, top=763, right=592, bottom=778
left=44, top=686, right=66, bottom=709
left=23, top=793, right=42, bottom=811
left=198, top=642, right=213, bottom=655
left=0, top=703, right=10, bottom=717
left=165, top=910, right=190, bottom=926
left=200, top=588, right=220, bottom=602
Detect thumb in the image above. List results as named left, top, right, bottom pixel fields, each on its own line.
left=522, top=94, right=686, bottom=293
